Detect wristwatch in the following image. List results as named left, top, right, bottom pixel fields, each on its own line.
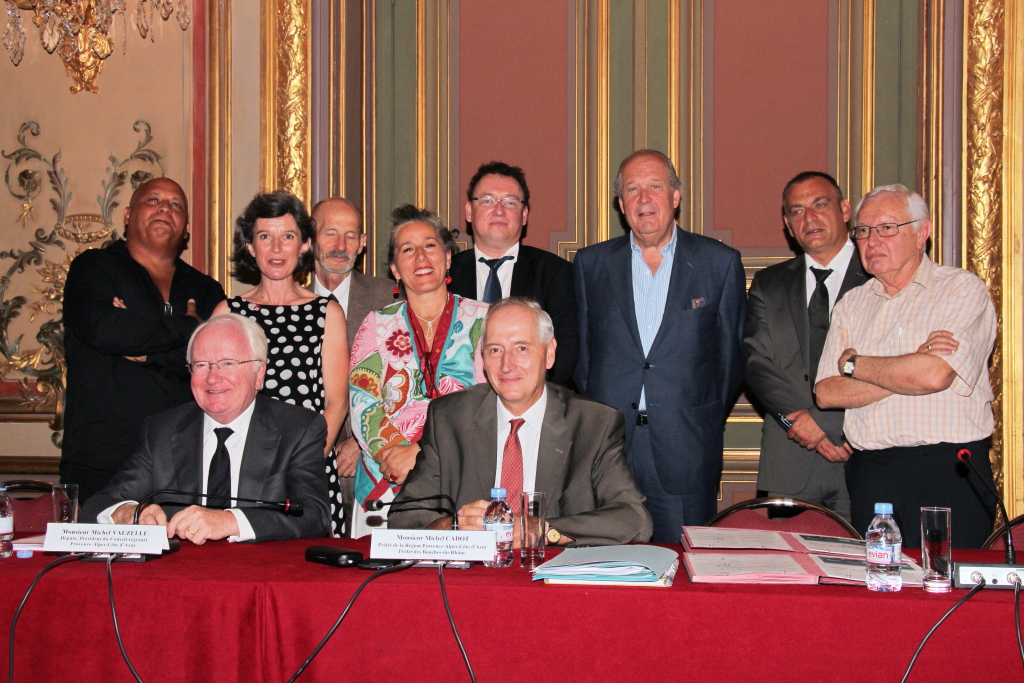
left=842, top=354, right=859, bottom=378
left=546, top=526, right=561, bottom=544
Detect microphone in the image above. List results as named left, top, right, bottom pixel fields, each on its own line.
left=367, top=494, right=459, bottom=529
left=132, top=489, right=304, bottom=525
left=951, top=448, right=1024, bottom=589
left=957, top=449, right=1014, bottom=563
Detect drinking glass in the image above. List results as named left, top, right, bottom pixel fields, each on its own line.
left=52, top=484, right=79, bottom=524
left=920, top=507, right=951, bottom=593
left=520, top=491, right=546, bottom=569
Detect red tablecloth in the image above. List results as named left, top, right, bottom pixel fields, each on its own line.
left=0, top=539, right=1020, bottom=682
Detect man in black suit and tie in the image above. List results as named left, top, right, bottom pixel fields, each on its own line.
left=744, top=172, right=868, bottom=521
left=389, top=298, right=652, bottom=546
left=447, top=161, right=578, bottom=386
left=573, top=149, right=746, bottom=542
left=309, top=197, right=396, bottom=535
left=82, top=314, right=331, bottom=543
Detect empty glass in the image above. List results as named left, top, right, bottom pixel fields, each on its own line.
left=920, top=507, right=951, bottom=593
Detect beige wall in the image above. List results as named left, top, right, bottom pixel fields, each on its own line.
left=0, top=16, right=194, bottom=457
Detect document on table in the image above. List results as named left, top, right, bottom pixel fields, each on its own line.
left=682, top=527, right=794, bottom=551
left=810, top=554, right=925, bottom=586
left=683, top=553, right=818, bottom=584
left=531, top=545, right=679, bottom=585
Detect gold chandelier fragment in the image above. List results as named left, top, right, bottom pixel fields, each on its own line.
left=3, top=0, right=190, bottom=93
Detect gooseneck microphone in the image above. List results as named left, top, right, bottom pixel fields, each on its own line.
left=957, top=449, right=1014, bottom=563
left=132, top=489, right=304, bottom=525
left=367, top=494, right=459, bottom=529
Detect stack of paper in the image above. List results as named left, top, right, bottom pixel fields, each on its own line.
left=680, top=527, right=924, bottom=585
left=531, top=545, right=680, bottom=587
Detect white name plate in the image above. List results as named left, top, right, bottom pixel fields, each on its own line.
left=43, top=523, right=170, bottom=555
left=370, top=529, right=497, bottom=562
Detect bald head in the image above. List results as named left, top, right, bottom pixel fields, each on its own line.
left=123, top=177, right=190, bottom=257
left=311, top=197, right=365, bottom=279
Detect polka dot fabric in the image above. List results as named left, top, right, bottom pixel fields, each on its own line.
left=229, top=296, right=344, bottom=535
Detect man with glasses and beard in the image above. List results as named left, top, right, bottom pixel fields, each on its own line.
left=309, top=197, right=396, bottom=535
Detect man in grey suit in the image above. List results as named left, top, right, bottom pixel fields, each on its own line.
left=82, top=314, right=331, bottom=543
left=389, top=298, right=652, bottom=546
left=743, top=171, right=869, bottom=521
left=310, top=197, right=396, bottom=535
left=574, top=149, right=746, bottom=542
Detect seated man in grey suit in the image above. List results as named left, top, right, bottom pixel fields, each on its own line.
left=82, top=313, right=331, bottom=543
left=389, top=298, right=652, bottom=546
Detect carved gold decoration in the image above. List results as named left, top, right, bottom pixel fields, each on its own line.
left=206, top=0, right=232, bottom=289
left=261, top=0, right=310, bottom=204
left=964, top=0, right=1006, bottom=513
left=4, top=1, right=191, bottom=94
left=0, top=120, right=165, bottom=439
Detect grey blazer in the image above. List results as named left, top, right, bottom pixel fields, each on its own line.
left=389, top=382, right=653, bottom=545
left=743, top=253, right=869, bottom=494
left=309, top=269, right=397, bottom=351
left=81, top=395, right=331, bottom=541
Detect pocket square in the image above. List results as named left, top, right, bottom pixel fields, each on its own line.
left=691, top=297, right=707, bottom=309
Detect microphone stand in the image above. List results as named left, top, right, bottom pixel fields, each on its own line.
left=952, top=449, right=1024, bottom=589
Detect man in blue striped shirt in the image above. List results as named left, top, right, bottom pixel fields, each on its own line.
left=573, top=150, right=746, bottom=542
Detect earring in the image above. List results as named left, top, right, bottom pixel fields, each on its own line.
left=444, top=269, right=452, bottom=285
left=393, top=281, right=401, bottom=295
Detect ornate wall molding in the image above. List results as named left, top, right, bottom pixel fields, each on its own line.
left=0, top=120, right=165, bottom=440
left=261, top=0, right=311, bottom=204
left=206, top=0, right=232, bottom=286
left=962, top=0, right=1023, bottom=517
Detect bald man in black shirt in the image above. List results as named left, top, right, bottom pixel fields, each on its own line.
left=61, top=178, right=225, bottom=503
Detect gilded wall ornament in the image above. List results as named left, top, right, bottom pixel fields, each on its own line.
left=964, top=0, right=1006, bottom=505
left=0, top=120, right=165, bottom=439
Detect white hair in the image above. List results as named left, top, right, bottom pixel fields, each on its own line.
left=482, top=297, right=554, bottom=346
left=187, top=313, right=269, bottom=363
left=853, top=184, right=930, bottom=227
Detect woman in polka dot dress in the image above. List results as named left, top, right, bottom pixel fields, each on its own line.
left=213, top=191, right=349, bottom=536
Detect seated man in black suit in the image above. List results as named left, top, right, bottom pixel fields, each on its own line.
left=448, top=161, right=578, bottom=385
left=389, top=298, right=651, bottom=546
left=82, top=314, right=331, bottom=543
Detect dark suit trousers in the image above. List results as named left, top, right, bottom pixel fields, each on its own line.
left=846, top=440, right=996, bottom=548
left=628, top=426, right=717, bottom=542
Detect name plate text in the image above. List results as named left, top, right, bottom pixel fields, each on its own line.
left=370, top=529, right=497, bottom=561
left=43, top=523, right=170, bottom=555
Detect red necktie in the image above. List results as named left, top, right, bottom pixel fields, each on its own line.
left=500, top=418, right=525, bottom=515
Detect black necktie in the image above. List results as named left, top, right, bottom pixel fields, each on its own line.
left=207, top=427, right=233, bottom=509
left=807, top=268, right=833, bottom=382
left=480, top=256, right=514, bottom=303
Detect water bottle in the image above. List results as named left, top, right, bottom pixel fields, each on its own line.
left=483, top=488, right=514, bottom=568
left=866, top=502, right=902, bottom=592
left=0, top=485, right=13, bottom=559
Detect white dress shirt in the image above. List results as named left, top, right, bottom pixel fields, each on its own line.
left=493, top=388, right=548, bottom=493
left=474, top=242, right=519, bottom=301
left=804, top=239, right=856, bottom=312
left=313, top=273, right=352, bottom=317
left=98, top=400, right=258, bottom=542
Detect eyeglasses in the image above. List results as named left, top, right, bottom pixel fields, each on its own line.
left=471, top=195, right=525, bottom=210
left=187, top=359, right=263, bottom=373
left=849, top=219, right=918, bottom=240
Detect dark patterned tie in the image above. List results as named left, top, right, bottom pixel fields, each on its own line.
left=480, top=256, right=514, bottom=304
left=207, top=427, right=234, bottom=509
left=500, top=419, right=526, bottom=515
left=807, top=268, right=833, bottom=382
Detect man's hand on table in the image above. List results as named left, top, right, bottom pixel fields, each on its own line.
left=167, top=506, right=240, bottom=544
left=111, top=502, right=168, bottom=526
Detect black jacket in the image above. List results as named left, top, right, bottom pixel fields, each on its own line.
left=448, top=244, right=578, bottom=385
left=62, top=240, right=225, bottom=479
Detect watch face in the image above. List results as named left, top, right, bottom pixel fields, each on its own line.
left=546, top=528, right=560, bottom=543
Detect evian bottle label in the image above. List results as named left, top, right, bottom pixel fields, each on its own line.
left=0, top=517, right=12, bottom=534
left=866, top=543, right=899, bottom=564
left=486, top=522, right=514, bottom=543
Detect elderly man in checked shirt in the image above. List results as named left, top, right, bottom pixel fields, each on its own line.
left=815, top=184, right=998, bottom=548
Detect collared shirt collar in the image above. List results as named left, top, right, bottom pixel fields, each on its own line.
left=474, top=241, right=520, bottom=262
left=496, top=385, right=548, bottom=425
left=804, top=238, right=856, bottom=273
left=869, top=252, right=933, bottom=297
left=202, top=396, right=257, bottom=441
left=629, top=224, right=678, bottom=257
